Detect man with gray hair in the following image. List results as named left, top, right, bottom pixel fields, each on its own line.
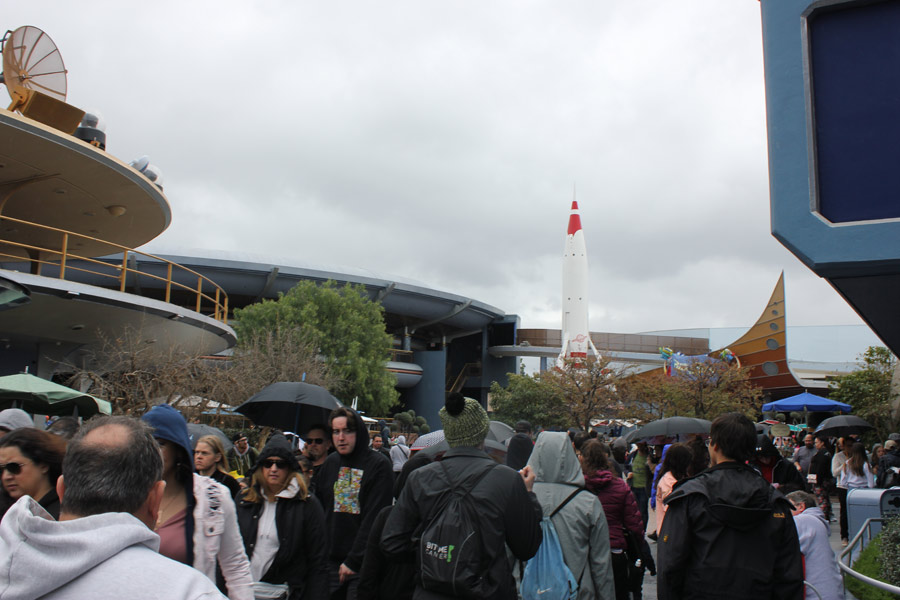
left=0, top=416, right=226, bottom=600
left=785, top=490, right=842, bottom=600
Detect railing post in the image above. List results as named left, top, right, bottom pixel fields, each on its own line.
left=165, top=263, right=172, bottom=303
left=214, top=288, right=221, bottom=321
left=223, top=296, right=229, bottom=324
left=119, top=251, right=128, bottom=292
left=59, top=233, right=68, bottom=280
left=196, top=276, right=202, bottom=313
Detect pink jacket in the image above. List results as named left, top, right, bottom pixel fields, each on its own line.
left=655, top=471, right=677, bottom=535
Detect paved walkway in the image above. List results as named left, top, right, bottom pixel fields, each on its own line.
left=639, top=501, right=861, bottom=599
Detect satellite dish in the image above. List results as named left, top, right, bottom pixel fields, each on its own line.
left=1, top=26, right=68, bottom=110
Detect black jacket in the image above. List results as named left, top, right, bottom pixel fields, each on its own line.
left=809, top=448, right=834, bottom=489
left=236, top=485, right=329, bottom=600
left=749, top=456, right=807, bottom=493
left=877, top=449, right=900, bottom=488
left=381, top=446, right=543, bottom=600
left=313, top=409, right=394, bottom=571
left=657, top=462, right=803, bottom=600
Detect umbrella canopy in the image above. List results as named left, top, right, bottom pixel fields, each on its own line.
left=626, top=416, right=712, bottom=443
left=814, top=415, right=874, bottom=437
left=410, top=429, right=444, bottom=450
left=236, top=382, right=343, bottom=433
left=488, top=420, right=515, bottom=444
left=0, top=373, right=111, bottom=416
left=761, top=392, right=851, bottom=414
left=187, top=423, right=233, bottom=452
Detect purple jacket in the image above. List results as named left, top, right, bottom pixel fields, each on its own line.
left=585, top=469, right=644, bottom=549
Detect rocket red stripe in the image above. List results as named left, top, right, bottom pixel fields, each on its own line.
left=567, top=213, right=582, bottom=235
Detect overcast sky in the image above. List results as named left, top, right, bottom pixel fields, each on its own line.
left=6, top=2, right=875, bottom=341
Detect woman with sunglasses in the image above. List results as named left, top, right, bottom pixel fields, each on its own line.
left=0, top=428, right=66, bottom=519
left=142, top=404, right=253, bottom=600
left=236, top=434, right=328, bottom=600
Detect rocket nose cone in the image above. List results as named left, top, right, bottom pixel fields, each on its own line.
left=567, top=212, right=582, bottom=235
left=571, top=200, right=579, bottom=210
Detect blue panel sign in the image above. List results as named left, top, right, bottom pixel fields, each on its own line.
left=808, top=1, right=900, bottom=223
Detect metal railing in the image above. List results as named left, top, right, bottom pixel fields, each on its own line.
left=838, top=517, right=900, bottom=596
left=0, top=214, right=229, bottom=323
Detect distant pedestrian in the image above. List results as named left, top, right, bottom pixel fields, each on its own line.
left=792, top=434, right=816, bottom=477
left=655, top=443, right=692, bottom=536
left=506, top=420, right=534, bottom=471
left=0, top=408, right=34, bottom=436
left=627, top=441, right=652, bottom=531
left=0, top=428, right=65, bottom=520
left=785, top=490, right=843, bottom=600
left=876, top=439, right=900, bottom=488
left=390, top=435, right=410, bottom=475
left=228, top=432, right=259, bottom=480
left=808, top=435, right=834, bottom=521
left=194, top=434, right=241, bottom=499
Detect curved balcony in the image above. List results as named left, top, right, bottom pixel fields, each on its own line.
left=0, top=214, right=228, bottom=323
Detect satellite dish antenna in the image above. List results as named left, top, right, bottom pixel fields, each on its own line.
left=1, top=26, right=68, bottom=110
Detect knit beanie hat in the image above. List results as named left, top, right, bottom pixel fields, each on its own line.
left=251, top=433, right=300, bottom=475
left=440, top=393, right=489, bottom=448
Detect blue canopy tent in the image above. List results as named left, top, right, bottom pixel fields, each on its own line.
left=761, top=392, right=851, bottom=414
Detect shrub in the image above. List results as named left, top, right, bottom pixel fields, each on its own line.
left=880, top=516, right=900, bottom=586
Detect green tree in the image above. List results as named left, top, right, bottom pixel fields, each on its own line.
left=234, top=280, right=399, bottom=415
left=488, top=373, right=571, bottom=430
left=829, top=346, right=899, bottom=443
left=538, top=355, right=633, bottom=431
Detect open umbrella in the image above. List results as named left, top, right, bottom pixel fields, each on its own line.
left=236, top=382, right=343, bottom=434
left=488, top=420, right=515, bottom=444
left=814, top=415, right=874, bottom=437
left=626, top=416, right=711, bottom=443
left=0, top=373, right=111, bottom=416
left=761, top=393, right=851, bottom=414
left=187, top=423, right=233, bottom=452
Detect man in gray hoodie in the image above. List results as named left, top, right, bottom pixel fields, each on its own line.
left=0, top=416, right=226, bottom=600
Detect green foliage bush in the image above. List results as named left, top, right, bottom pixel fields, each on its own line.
left=880, top=516, right=900, bottom=587
left=845, top=518, right=900, bottom=600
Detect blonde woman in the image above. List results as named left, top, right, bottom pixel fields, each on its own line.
left=236, top=435, right=328, bottom=600
left=195, top=434, right=241, bottom=498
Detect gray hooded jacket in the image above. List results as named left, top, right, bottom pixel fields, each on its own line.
left=525, top=432, right=615, bottom=600
left=0, top=496, right=226, bottom=600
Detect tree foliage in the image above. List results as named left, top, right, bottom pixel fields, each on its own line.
left=64, top=325, right=334, bottom=422
left=391, top=409, right=430, bottom=436
left=538, top=355, right=634, bottom=431
left=234, top=280, right=399, bottom=415
left=618, top=360, right=760, bottom=421
left=829, top=346, right=899, bottom=443
left=488, top=373, right=570, bottom=431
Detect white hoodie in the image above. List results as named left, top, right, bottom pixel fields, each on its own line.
left=0, top=496, right=226, bottom=600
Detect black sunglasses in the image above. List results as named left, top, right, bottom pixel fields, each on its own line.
left=262, top=459, right=289, bottom=470
left=0, top=462, right=26, bottom=475
left=306, top=438, right=325, bottom=445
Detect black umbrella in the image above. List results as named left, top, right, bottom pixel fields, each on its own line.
left=187, top=423, right=233, bottom=452
left=814, top=415, right=874, bottom=437
left=236, top=382, right=344, bottom=434
left=626, top=416, right=712, bottom=443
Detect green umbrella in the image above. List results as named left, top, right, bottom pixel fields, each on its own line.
left=0, top=373, right=112, bottom=416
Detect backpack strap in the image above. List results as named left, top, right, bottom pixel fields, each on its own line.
left=550, top=487, right=584, bottom=519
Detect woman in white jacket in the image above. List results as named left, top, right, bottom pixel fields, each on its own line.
left=142, top=404, right=254, bottom=600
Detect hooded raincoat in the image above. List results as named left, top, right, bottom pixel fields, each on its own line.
left=526, top=432, right=615, bottom=600
left=657, top=462, right=804, bottom=600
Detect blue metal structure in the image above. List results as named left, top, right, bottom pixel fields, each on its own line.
left=761, top=0, right=900, bottom=355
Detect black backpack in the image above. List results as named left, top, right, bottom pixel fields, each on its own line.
left=418, top=461, right=497, bottom=598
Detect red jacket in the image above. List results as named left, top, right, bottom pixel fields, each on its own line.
left=585, top=469, right=644, bottom=549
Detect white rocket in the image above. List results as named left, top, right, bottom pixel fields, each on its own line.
left=558, top=200, right=599, bottom=367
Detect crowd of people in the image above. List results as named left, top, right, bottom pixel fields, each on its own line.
left=0, top=401, right=898, bottom=600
